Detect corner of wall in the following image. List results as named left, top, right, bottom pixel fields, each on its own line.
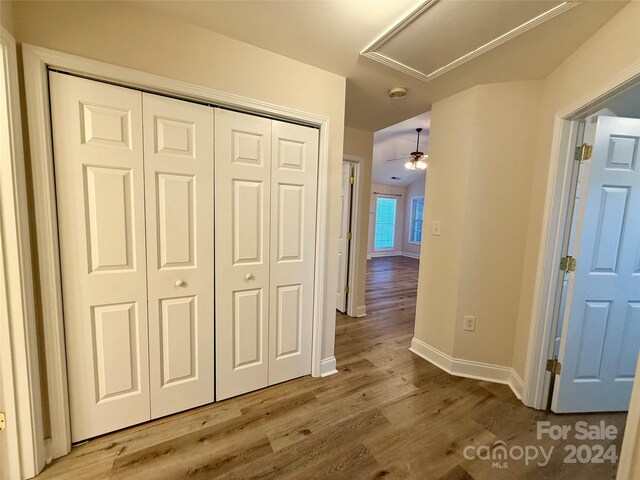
left=0, top=0, right=15, bottom=33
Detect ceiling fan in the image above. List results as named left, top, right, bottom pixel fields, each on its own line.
left=387, top=127, right=428, bottom=171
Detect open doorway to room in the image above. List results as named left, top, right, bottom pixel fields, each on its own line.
left=522, top=81, right=640, bottom=472
left=365, top=112, right=428, bottom=303
left=545, top=81, right=640, bottom=415
left=334, top=110, right=429, bottom=384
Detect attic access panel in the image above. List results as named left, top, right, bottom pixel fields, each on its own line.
left=362, top=0, right=576, bottom=82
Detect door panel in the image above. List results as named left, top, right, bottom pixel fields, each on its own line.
left=160, top=296, right=197, bottom=386
left=275, top=284, right=302, bottom=358
left=553, top=116, right=640, bottom=412
left=233, top=180, right=265, bottom=264
left=84, top=166, right=135, bottom=272
left=268, top=120, right=318, bottom=385
left=336, top=162, right=352, bottom=312
left=616, top=303, right=640, bottom=379
left=233, top=289, right=264, bottom=368
left=216, top=109, right=271, bottom=400
left=143, top=93, right=214, bottom=418
left=156, top=173, right=195, bottom=268
left=277, top=184, right=304, bottom=261
left=50, top=72, right=150, bottom=441
left=92, top=302, right=141, bottom=400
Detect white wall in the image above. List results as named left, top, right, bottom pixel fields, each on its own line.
left=413, top=80, right=542, bottom=364
left=10, top=0, right=346, bottom=389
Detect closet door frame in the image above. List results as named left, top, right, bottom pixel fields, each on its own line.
left=23, top=44, right=332, bottom=465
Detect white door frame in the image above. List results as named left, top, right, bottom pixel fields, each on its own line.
left=523, top=61, right=640, bottom=477
left=0, top=29, right=46, bottom=479
left=523, top=59, right=640, bottom=411
left=343, top=154, right=364, bottom=318
left=22, top=44, right=331, bottom=462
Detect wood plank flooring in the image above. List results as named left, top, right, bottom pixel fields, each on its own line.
left=37, top=256, right=627, bottom=479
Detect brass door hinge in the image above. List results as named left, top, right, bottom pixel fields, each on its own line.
left=347, top=232, right=352, bottom=240
left=0, top=412, right=5, bottom=430
left=575, top=144, right=593, bottom=161
left=349, top=176, right=355, bottom=185
left=546, top=359, right=562, bottom=375
left=344, top=285, right=350, bottom=294
left=560, top=256, right=577, bottom=272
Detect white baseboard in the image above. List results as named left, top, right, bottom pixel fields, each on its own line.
left=410, top=337, right=524, bottom=400
left=369, top=251, right=402, bottom=258
left=319, top=356, right=338, bottom=377
left=401, top=251, right=421, bottom=259
left=510, top=370, right=524, bottom=400
left=409, top=337, right=453, bottom=372
left=356, top=305, right=366, bottom=317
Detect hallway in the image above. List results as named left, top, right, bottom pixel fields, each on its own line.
left=37, top=257, right=625, bottom=479
left=334, top=255, right=626, bottom=479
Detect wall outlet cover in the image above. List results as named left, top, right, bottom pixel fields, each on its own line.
left=463, top=315, right=476, bottom=332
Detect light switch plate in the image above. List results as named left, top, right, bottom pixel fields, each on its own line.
left=432, top=220, right=442, bottom=236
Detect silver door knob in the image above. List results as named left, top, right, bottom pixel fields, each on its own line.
left=245, top=273, right=254, bottom=281
left=175, top=280, right=185, bottom=287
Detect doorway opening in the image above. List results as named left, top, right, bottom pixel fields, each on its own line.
left=542, top=80, right=640, bottom=416
left=337, top=155, right=364, bottom=317
left=362, top=112, right=429, bottom=325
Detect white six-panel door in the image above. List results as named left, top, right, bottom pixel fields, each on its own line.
left=142, top=93, right=214, bottom=418
left=50, top=72, right=151, bottom=441
left=215, top=110, right=318, bottom=399
left=553, top=116, right=640, bottom=412
left=215, top=109, right=272, bottom=400
left=52, top=73, right=319, bottom=435
left=268, top=120, right=318, bottom=385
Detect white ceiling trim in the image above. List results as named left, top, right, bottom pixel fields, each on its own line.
left=361, top=0, right=581, bottom=83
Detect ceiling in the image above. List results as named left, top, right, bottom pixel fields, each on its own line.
left=133, top=1, right=627, bottom=132
left=605, top=81, right=640, bottom=118
left=372, top=111, right=430, bottom=186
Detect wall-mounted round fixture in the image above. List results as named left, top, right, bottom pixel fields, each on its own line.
left=388, top=87, right=407, bottom=99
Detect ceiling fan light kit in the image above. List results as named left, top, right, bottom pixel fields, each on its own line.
left=405, top=127, right=428, bottom=170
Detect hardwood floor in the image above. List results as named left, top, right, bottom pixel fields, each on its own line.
left=37, top=256, right=626, bottom=479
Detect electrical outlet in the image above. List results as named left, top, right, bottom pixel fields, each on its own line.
left=432, top=220, right=442, bottom=236
left=463, top=315, right=476, bottom=332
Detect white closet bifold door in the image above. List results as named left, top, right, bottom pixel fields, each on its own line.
left=142, top=93, right=214, bottom=418
left=50, top=72, right=150, bottom=442
left=215, top=109, right=272, bottom=400
left=268, top=120, right=318, bottom=385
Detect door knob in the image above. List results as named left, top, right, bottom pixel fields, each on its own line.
left=175, top=280, right=185, bottom=287
left=245, top=273, right=254, bottom=281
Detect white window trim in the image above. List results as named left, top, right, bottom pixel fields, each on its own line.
left=373, top=194, right=398, bottom=251
left=408, top=195, right=424, bottom=245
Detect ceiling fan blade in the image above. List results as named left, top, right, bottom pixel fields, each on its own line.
left=386, top=155, right=411, bottom=162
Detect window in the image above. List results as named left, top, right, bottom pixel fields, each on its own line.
left=409, top=196, right=424, bottom=244
left=374, top=196, right=397, bottom=250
